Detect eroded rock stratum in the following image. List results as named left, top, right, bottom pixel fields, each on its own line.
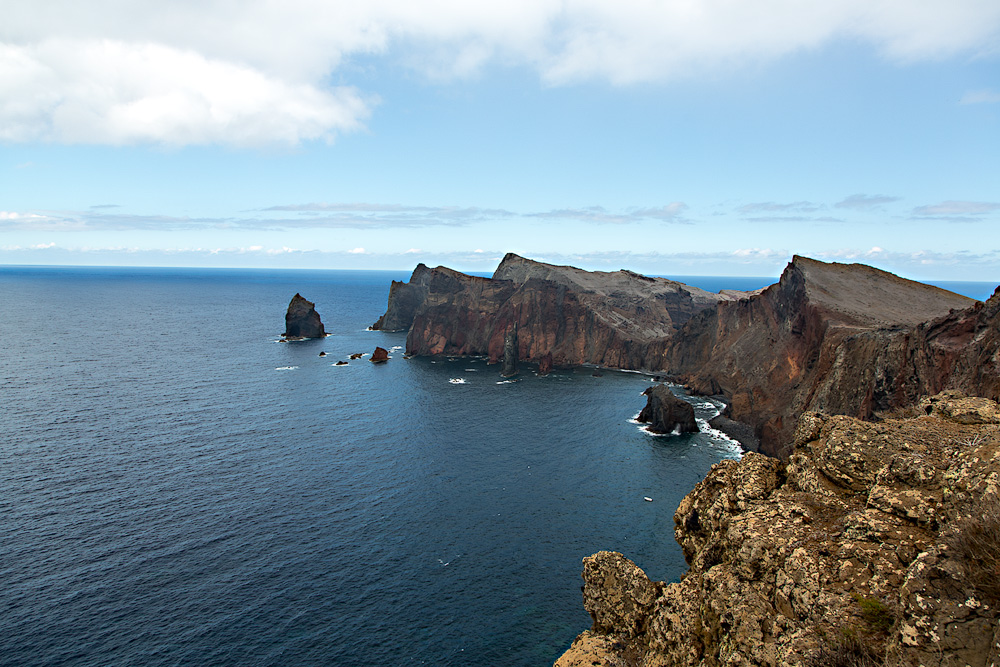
left=556, top=392, right=1000, bottom=667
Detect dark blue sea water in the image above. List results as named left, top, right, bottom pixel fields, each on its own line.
left=0, top=267, right=992, bottom=667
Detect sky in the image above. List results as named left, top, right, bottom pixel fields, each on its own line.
left=1, top=0, right=999, bottom=280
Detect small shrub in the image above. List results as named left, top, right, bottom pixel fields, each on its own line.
left=855, top=595, right=894, bottom=634
left=946, top=503, right=1000, bottom=602
left=809, top=596, right=894, bottom=667
left=808, top=630, right=883, bottom=667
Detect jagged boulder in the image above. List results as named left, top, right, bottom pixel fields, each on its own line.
left=283, top=293, right=326, bottom=339
left=556, top=392, right=1000, bottom=667
left=637, top=385, right=698, bottom=435
left=370, top=346, right=389, bottom=363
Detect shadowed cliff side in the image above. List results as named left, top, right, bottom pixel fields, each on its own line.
left=668, top=256, right=986, bottom=458
left=372, top=253, right=751, bottom=371
left=556, top=392, right=1000, bottom=667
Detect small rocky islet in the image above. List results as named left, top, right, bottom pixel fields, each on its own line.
left=281, top=293, right=326, bottom=340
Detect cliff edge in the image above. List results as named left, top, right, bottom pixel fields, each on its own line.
left=555, top=392, right=1000, bottom=667
left=669, top=256, right=986, bottom=457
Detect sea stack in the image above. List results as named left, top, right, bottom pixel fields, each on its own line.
left=370, top=347, right=389, bottom=363
left=283, top=293, right=326, bottom=339
left=500, top=327, right=518, bottom=377
left=637, top=385, right=698, bottom=434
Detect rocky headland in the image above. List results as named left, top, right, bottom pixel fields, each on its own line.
left=371, top=253, right=753, bottom=371
left=667, top=256, right=992, bottom=458
left=555, top=392, right=1000, bottom=667
left=375, top=253, right=998, bottom=458
left=283, top=293, right=326, bottom=339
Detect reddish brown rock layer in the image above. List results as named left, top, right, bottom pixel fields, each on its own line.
left=372, top=253, right=748, bottom=371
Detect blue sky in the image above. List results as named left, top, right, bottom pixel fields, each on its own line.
left=2, top=1, right=998, bottom=280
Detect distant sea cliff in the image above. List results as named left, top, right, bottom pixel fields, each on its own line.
left=374, top=252, right=998, bottom=457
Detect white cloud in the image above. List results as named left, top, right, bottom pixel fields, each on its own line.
left=529, top=204, right=689, bottom=224
left=348, top=247, right=367, bottom=254
left=0, top=40, right=370, bottom=146
left=913, top=200, right=1000, bottom=217
left=960, top=89, right=1000, bottom=104
left=834, top=194, right=901, bottom=209
left=2, top=1, right=999, bottom=146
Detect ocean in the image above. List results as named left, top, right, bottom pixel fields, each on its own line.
left=1, top=267, right=993, bottom=666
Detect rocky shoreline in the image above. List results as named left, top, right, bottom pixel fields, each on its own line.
left=371, top=253, right=1000, bottom=666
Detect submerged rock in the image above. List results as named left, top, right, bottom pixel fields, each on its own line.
left=636, top=385, right=698, bottom=435
left=283, top=293, right=326, bottom=339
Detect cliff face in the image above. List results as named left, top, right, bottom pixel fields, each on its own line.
left=370, top=263, right=436, bottom=332
left=556, top=392, right=1000, bottom=667
left=669, top=256, right=984, bottom=457
left=372, top=253, right=749, bottom=370
left=374, top=255, right=997, bottom=455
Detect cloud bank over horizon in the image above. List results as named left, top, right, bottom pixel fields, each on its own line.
left=3, top=0, right=999, bottom=146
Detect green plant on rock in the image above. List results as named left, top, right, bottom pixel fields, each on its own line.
left=854, top=595, right=894, bottom=634
left=808, top=595, right=896, bottom=667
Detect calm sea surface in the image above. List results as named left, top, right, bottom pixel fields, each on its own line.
left=0, top=267, right=993, bottom=666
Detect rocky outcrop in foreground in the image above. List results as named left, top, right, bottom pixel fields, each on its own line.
left=669, top=256, right=986, bottom=457
left=556, top=392, right=1000, bottom=667
left=371, top=253, right=751, bottom=371
left=637, top=385, right=698, bottom=435
left=283, top=293, right=326, bottom=339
